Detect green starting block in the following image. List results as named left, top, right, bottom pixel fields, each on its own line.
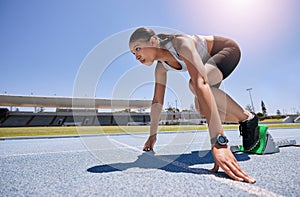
left=231, top=125, right=280, bottom=155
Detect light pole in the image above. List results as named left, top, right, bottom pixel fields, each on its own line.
left=246, top=88, right=255, bottom=112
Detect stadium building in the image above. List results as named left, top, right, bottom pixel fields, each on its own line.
left=0, top=94, right=206, bottom=127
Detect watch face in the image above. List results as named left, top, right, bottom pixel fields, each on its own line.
left=219, top=136, right=226, bottom=143
left=218, top=135, right=228, bottom=145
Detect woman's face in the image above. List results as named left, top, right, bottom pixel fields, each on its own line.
left=129, top=38, right=157, bottom=66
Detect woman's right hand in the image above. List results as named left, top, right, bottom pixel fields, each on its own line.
left=143, top=134, right=157, bottom=151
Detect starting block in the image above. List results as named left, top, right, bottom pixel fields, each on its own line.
left=230, top=125, right=279, bottom=155
left=240, top=125, right=279, bottom=154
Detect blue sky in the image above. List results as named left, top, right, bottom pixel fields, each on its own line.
left=1, top=0, right=299, bottom=115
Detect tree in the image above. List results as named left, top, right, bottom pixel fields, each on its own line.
left=256, top=112, right=265, bottom=120
left=245, top=105, right=252, bottom=112
left=276, top=109, right=281, bottom=116
left=261, top=100, right=267, bottom=117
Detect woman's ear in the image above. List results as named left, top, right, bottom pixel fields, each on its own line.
left=149, top=36, right=159, bottom=47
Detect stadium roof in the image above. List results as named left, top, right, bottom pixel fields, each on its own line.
left=0, top=95, right=152, bottom=109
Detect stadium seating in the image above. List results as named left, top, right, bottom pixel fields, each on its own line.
left=29, top=115, right=55, bottom=126
left=1, top=115, right=32, bottom=127
left=0, top=110, right=207, bottom=127
left=97, top=115, right=113, bottom=126
left=51, top=116, right=66, bottom=126
left=82, top=116, right=96, bottom=125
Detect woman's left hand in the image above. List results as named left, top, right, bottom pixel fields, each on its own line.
left=211, top=144, right=256, bottom=184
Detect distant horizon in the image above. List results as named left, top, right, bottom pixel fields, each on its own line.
left=0, top=93, right=298, bottom=116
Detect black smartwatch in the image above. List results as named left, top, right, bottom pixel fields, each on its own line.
left=211, top=134, right=229, bottom=146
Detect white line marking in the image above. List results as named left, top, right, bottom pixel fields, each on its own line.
left=0, top=149, right=90, bottom=157
left=109, top=138, right=142, bottom=152
left=205, top=175, right=284, bottom=197
left=0, top=141, right=193, bottom=157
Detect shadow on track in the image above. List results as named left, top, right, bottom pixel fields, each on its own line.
left=87, top=150, right=250, bottom=177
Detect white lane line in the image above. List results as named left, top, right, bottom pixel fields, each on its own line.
left=0, top=135, right=197, bottom=157
left=204, top=175, right=284, bottom=197
left=0, top=149, right=90, bottom=157
left=109, top=138, right=142, bottom=152
left=0, top=140, right=201, bottom=157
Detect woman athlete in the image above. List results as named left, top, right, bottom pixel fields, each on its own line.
left=129, top=27, right=259, bottom=183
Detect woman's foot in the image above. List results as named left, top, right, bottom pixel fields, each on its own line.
left=239, top=112, right=260, bottom=151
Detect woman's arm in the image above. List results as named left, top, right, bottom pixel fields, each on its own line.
left=176, top=37, right=256, bottom=183
left=143, top=62, right=167, bottom=151
left=150, top=62, right=167, bottom=135
left=177, top=37, right=223, bottom=139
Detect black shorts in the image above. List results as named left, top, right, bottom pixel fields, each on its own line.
left=206, top=36, right=241, bottom=80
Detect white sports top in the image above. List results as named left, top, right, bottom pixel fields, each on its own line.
left=160, top=35, right=208, bottom=72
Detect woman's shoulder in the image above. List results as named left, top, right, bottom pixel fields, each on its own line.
left=173, top=35, right=195, bottom=52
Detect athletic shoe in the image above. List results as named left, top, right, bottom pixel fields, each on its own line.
left=239, top=112, right=260, bottom=151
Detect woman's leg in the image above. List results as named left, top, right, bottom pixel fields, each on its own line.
left=191, top=84, right=249, bottom=123
left=192, top=36, right=259, bottom=152
left=211, top=87, right=250, bottom=123
left=189, top=64, right=250, bottom=123
left=206, top=63, right=223, bottom=86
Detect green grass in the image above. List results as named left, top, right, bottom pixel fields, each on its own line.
left=0, top=125, right=202, bottom=138
left=0, top=123, right=299, bottom=138
left=258, top=123, right=300, bottom=129
left=260, top=118, right=285, bottom=123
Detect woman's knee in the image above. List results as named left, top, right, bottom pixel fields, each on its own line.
left=190, top=77, right=207, bottom=93
left=205, top=63, right=223, bottom=86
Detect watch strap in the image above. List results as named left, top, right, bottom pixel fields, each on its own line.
left=211, top=134, right=228, bottom=146
left=210, top=136, right=218, bottom=145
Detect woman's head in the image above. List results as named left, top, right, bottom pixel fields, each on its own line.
left=129, top=27, right=176, bottom=66
left=129, top=27, right=156, bottom=43
left=129, top=27, right=159, bottom=66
